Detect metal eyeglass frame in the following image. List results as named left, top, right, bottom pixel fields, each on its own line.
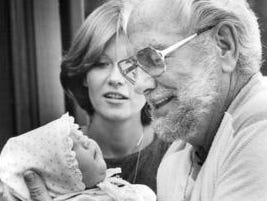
left=118, top=25, right=215, bottom=84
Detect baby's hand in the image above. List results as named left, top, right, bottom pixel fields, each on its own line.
left=24, top=171, right=53, bottom=201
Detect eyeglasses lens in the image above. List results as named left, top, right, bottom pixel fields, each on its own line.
left=119, top=48, right=165, bottom=84
left=118, top=59, right=137, bottom=84
left=136, top=47, right=165, bottom=76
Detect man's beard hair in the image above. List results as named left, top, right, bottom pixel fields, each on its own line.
left=151, top=60, right=219, bottom=143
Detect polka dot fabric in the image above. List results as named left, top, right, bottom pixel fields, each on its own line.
left=0, top=113, right=85, bottom=201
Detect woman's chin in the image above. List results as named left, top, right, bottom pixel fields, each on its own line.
left=99, top=110, right=131, bottom=121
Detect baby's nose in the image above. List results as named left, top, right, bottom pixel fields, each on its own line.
left=81, top=137, right=93, bottom=149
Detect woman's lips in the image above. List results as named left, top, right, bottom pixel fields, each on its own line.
left=103, top=92, right=128, bottom=100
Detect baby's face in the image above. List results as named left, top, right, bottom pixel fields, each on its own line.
left=70, top=133, right=107, bottom=188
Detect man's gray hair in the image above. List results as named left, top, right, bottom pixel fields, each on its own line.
left=121, top=0, right=262, bottom=74
left=191, top=0, right=262, bottom=73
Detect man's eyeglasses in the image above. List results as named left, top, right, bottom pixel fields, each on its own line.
left=118, top=25, right=215, bottom=84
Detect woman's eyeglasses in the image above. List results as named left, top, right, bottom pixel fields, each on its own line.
left=118, top=25, right=215, bottom=84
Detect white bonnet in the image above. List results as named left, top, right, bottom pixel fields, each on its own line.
left=0, top=113, right=86, bottom=201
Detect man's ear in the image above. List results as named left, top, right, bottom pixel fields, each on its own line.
left=214, top=22, right=239, bottom=73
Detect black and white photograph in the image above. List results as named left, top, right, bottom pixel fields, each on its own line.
left=0, top=0, right=267, bottom=201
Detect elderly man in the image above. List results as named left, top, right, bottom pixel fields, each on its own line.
left=2, top=0, right=267, bottom=201
left=117, top=0, right=267, bottom=200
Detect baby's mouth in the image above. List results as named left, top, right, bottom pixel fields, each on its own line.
left=93, top=149, right=97, bottom=159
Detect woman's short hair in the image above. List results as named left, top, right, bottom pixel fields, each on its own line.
left=60, top=0, right=151, bottom=125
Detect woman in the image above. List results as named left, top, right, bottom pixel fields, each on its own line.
left=59, top=0, right=170, bottom=193
left=0, top=1, right=168, bottom=199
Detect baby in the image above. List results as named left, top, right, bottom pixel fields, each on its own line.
left=0, top=114, right=156, bottom=201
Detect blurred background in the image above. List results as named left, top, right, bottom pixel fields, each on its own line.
left=0, top=0, right=266, bottom=150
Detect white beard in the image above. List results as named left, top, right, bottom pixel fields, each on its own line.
left=151, top=61, right=220, bottom=143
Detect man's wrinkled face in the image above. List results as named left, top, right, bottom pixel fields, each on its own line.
left=126, top=4, right=221, bottom=142
left=149, top=65, right=220, bottom=142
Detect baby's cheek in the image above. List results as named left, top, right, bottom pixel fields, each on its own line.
left=75, top=147, right=91, bottom=170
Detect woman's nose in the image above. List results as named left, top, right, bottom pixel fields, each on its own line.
left=108, top=64, right=126, bottom=87
left=134, top=68, right=156, bottom=95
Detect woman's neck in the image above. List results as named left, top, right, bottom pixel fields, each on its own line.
left=86, top=114, right=154, bottom=158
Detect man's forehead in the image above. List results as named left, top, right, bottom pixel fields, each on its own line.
left=126, top=0, right=183, bottom=33
left=128, top=31, right=176, bottom=51
left=126, top=0, right=186, bottom=49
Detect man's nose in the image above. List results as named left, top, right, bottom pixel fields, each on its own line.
left=134, top=68, right=156, bottom=95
